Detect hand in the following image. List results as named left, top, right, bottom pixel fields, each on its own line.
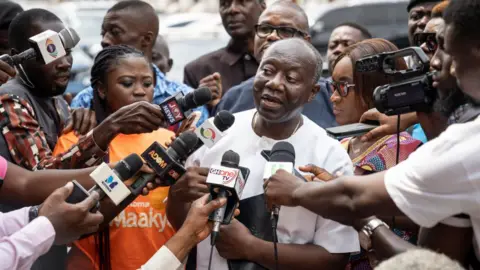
left=216, top=219, right=255, bottom=260
left=180, top=194, right=227, bottom=243
left=199, top=72, right=222, bottom=108
left=63, top=93, right=73, bottom=105
left=63, top=108, right=97, bottom=136
left=299, top=164, right=336, bottom=182
left=264, top=169, right=304, bottom=209
left=93, top=101, right=167, bottom=150
left=359, top=109, right=417, bottom=142
left=165, top=135, right=176, bottom=148
left=38, top=182, right=104, bottom=245
left=169, top=167, right=209, bottom=203
left=0, top=60, right=15, bottom=85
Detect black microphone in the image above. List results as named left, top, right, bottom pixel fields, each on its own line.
left=264, top=142, right=296, bottom=220
left=159, top=87, right=212, bottom=125
left=66, top=153, right=144, bottom=207
left=0, top=28, right=80, bottom=67
left=206, top=150, right=249, bottom=245
left=130, top=131, right=199, bottom=192
left=189, top=110, right=235, bottom=155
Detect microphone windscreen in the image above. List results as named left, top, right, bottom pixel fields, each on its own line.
left=59, top=28, right=80, bottom=49
left=114, top=153, right=144, bottom=180
left=220, top=150, right=240, bottom=168
left=270, top=141, right=295, bottom=163
left=171, top=131, right=199, bottom=159
left=184, top=87, right=212, bottom=110
left=214, top=110, right=235, bottom=131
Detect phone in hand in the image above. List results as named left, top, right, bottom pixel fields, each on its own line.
left=177, top=111, right=202, bottom=135
left=326, top=123, right=379, bottom=140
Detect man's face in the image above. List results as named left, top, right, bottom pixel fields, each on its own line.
left=326, top=26, right=364, bottom=73
left=0, top=29, right=9, bottom=55
left=101, top=10, right=144, bottom=50
left=253, top=41, right=317, bottom=123
left=219, top=0, right=265, bottom=39
left=253, top=5, right=309, bottom=61
left=408, top=2, right=438, bottom=45
left=22, top=21, right=72, bottom=97
left=444, top=24, right=480, bottom=104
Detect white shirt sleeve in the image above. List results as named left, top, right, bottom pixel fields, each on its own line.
left=313, top=216, right=360, bottom=253
left=140, top=245, right=183, bottom=270
left=384, top=122, right=480, bottom=228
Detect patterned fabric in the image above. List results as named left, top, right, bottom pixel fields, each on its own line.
left=341, top=132, right=422, bottom=270
left=70, top=64, right=209, bottom=126
left=0, top=94, right=106, bottom=170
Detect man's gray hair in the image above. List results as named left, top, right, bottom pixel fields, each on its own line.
left=375, top=249, right=465, bottom=270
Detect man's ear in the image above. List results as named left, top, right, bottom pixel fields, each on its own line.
left=141, top=31, right=155, bottom=50
left=167, top=58, right=173, bottom=73
left=260, top=1, right=266, bottom=10
left=308, top=84, right=320, bottom=102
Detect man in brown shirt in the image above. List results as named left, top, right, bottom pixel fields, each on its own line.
left=183, top=0, right=265, bottom=108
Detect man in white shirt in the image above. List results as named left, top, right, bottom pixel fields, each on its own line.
left=167, top=38, right=359, bottom=270
left=264, top=0, right=480, bottom=266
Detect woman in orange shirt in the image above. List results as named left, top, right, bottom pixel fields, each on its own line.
left=55, top=45, right=175, bottom=270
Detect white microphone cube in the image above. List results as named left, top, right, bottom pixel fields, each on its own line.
left=28, top=30, right=67, bottom=65
left=90, top=163, right=132, bottom=205
left=194, top=119, right=224, bottom=148
left=263, top=162, right=294, bottom=179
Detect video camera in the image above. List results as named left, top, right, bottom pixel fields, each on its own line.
left=356, top=47, right=436, bottom=116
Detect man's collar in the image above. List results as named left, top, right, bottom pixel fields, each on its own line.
left=221, top=39, right=255, bottom=66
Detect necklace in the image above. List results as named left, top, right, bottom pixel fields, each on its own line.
left=251, top=111, right=302, bottom=138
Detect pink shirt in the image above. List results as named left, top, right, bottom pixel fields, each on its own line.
left=0, top=156, right=56, bottom=270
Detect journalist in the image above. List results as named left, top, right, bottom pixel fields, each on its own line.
left=0, top=182, right=103, bottom=270
left=265, top=0, right=480, bottom=267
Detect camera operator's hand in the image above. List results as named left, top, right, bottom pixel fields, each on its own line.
left=92, top=101, right=167, bottom=150
left=359, top=109, right=418, bottom=142
left=63, top=108, right=97, bottom=136
left=38, top=182, right=104, bottom=245
left=0, top=60, right=16, bottom=85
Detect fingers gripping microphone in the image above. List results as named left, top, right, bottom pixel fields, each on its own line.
left=159, top=87, right=212, bottom=125
left=207, top=150, right=249, bottom=246
left=132, top=131, right=199, bottom=191
left=190, top=110, right=235, bottom=155
left=263, top=142, right=296, bottom=220
left=0, top=28, right=80, bottom=67
left=88, top=154, right=144, bottom=205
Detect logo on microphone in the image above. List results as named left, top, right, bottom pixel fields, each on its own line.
left=45, top=38, right=58, bottom=58
left=209, top=168, right=238, bottom=184
left=167, top=101, right=183, bottom=121
left=200, top=127, right=216, bottom=140
left=102, top=175, right=118, bottom=192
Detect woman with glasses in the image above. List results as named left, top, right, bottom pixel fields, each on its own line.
left=329, top=38, right=422, bottom=270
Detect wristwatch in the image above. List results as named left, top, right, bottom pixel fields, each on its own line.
left=359, top=218, right=389, bottom=251
left=28, top=205, right=40, bottom=222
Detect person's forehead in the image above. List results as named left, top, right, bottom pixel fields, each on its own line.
left=111, top=56, right=152, bottom=74
left=263, top=42, right=313, bottom=69
left=409, top=2, right=438, bottom=13
left=329, top=26, right=362, bottom=42
left=103, top=10, right=139, bottom=30
left=258, top=6, right=305, bottom=28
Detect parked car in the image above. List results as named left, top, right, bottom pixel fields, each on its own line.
left=310, top=0, right=409, bottom=57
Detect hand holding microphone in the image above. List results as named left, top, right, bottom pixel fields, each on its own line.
left=0, top=60, right=16, bottom=85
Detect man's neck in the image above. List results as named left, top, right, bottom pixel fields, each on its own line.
left=253, top=113, right=303, bottom=140
left=229, top=35, right=255, bottom=55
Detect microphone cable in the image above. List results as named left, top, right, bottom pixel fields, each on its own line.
left=392, top=114, right=401, bottom=228
left=208, top=243, right=214, bottom=270
left=271, top=213, right=280, bottom=270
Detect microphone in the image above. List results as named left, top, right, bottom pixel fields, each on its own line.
left=190, top=110, right=235, bottom=154
left=88, top=153, right=144, bottom=205
left=0, top=28, right=80, bottom=67
left=130, top=131, right=199, bottom=191
left=159, top=87, right=212, bottom=126
left=207, top=150, right=248, bottom=245
left=263, top=142, right=296, bottom=220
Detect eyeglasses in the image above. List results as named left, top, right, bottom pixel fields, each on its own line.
left=328, top=80, right=355, bottom=97
left=255, top=24, right=307, bottom=39
left=414, top=32, right=438, bottom=53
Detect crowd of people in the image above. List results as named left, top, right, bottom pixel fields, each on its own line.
left=0, top=0, right=479, bottom=269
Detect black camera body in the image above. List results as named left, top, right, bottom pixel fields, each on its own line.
left=356, top=47, right=436, bottom=116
